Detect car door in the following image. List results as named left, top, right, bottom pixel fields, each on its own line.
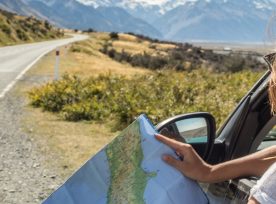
left=206, top=70, right=273, bottom=203
left=156, top=68, right=273, bottom=203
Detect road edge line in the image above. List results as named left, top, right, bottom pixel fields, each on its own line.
left=0, top=49, right=53, bottom=99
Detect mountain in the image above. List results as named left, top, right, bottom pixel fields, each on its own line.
left=78, top=0, right=276, bottom=42
left=77, top=0, right=190, bottom=23
left=96, top=6, right=161, bottom=36
left=0, top=0, right=162, bottom=38
left=1, top=0, right=276, bottom=42
left=24, top=0, right=111, bottom=30
left=154, top=0, right=276, bottom=42
left=0, top=0, right=47, bottom=19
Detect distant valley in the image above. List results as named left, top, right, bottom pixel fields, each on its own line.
left=0, top=0, right=275, bottom=43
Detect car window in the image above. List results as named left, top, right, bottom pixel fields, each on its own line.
left=258, top=125, right=276, bottom=151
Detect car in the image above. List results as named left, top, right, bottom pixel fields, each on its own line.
left=155, top=53, right=275, bottom=203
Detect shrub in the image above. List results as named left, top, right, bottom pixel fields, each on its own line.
left=110, top=32, right=119, bottom=40
left=44, top=20, right=51, bottom=30
left=0, top=23, right=11, bottom=35
left=28, top=70, right=264, bottom=130
left=16, top=29, right=29, bottom=41
left=99, top=40, right=266, bottom=72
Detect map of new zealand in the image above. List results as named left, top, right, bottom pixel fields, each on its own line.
left=43, top=114, right=208, bottom=204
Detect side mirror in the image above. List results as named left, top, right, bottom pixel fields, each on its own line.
left=156, top=112, right=216, bottom=160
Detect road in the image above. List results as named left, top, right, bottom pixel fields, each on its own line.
left=0, top=34, right=88, bottom=98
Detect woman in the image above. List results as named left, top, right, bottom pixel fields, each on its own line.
left=155, top=54, right=276, bottom=204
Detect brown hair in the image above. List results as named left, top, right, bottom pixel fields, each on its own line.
left=269, top=58, right=276, bottom=114
left=265, top=13, right=276, bottom=113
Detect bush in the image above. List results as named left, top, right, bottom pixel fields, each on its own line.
left=0, top=23, right=11, bottom=35
left=16, top=29, right=29, bottom=41
left=100, top=40, right=266, bottom=72
left=44, top=20, right=51, bottom=30
left=85, top=28, right=95, bottom=33
left=28, top=70, right=264, bottom=130
left=110, top=32, right=119, bottom=40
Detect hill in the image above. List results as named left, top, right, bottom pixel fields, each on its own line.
left=0, top=9, right=64, bottom=46
left=28, top=32, right=266, bottom=128
left=78, top=0, right=276, bottom=42
left=20, top=31, right=265, bottom=182
left=0, top=0, right=162, bottom=39
left=2, top=0, right=274, bottom=42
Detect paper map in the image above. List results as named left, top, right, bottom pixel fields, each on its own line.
left=43, top=114, right=208, bottom=204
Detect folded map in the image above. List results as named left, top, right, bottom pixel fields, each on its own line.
left=43, top=114, right=208, bottom=204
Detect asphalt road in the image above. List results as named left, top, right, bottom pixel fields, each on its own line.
left=0, top=34, right=88, bottom=98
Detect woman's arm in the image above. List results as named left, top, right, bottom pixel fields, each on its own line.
left=155, top=134, right=276, bottom=183
left=248, top=197, right=260, bottom=204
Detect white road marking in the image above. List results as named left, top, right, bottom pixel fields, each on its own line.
left=0, top=49, right=50, bottom=98
left=0, top=34, right=88, bottom=99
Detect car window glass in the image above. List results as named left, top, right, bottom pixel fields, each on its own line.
left=258, top=125, right=276, bottom=151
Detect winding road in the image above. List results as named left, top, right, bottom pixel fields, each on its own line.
left=0, top=34, right=88, bottom=98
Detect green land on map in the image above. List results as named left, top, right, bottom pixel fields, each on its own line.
left=106, top=120, right=149, bottom=204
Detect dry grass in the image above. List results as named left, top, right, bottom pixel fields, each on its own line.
left=28, top=40, right=151, bottom=79
left=22, top=105, right=116, bottom=176
left=112, top=40, right=154, bottom=54
left=112, top=33, right=176, bottom=55
left=118, top=33, right=138, bottom=42
left=18, top=32, right=154, bottom=176
left=154, top=43, right=176, bottom=50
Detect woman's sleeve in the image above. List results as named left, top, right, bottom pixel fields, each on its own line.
left=250, top=162, right=276, bottom=204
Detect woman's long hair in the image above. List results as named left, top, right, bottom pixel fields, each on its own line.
left=269, top=59, right=276, bottom=114
left=267, top=12, right=276, bottom=114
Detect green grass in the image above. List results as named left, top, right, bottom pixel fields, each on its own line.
left=28, top=69, right=264, bottom=130
left=22, top=32, right=267, bottom=178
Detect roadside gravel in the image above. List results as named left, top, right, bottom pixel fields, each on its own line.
left=0, top=77, right=63, bottom=204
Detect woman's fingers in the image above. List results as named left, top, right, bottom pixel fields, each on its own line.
left=155, top=133, right=188, bottom=154
left=155, top=134, right=182, bottom=148
left=163, top=155, right=183, bottom=172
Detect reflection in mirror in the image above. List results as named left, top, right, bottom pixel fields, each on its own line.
left=175, top=118, right=208, bottom=143
left=159, top=123, right=186, bottom=143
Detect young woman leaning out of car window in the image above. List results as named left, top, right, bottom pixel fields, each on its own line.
left=156, top=58, right=276, bottom=204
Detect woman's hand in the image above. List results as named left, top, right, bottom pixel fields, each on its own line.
left=155, top=134, right=212, bottom=182
left=156, top=134, right=276, bottom=183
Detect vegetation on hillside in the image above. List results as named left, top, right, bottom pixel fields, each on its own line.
left=100, top=33, right=266, bottom=73
left=0, top=9, right=64, bottom=46
left=29, top=32, right=266, bottom=130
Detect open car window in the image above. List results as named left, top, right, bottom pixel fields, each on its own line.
left=258, top=125, right=276, bottom=150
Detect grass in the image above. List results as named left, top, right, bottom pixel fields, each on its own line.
left=15, top=32, right=266, bottom=178
left=16, top=33, right=151, bottom=176
left=22, top=105, right=115, bottom=176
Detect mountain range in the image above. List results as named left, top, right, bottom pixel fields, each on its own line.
left=0, top=0, right=276, bottom=42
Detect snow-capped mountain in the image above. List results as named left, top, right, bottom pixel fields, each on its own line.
left=1, top=0, right=276, bottom=42
left=154, top=0, right=276, bottom=42
left=0, top=0, right=162, bottom=38
left=77, top=0, right=276, bottom=23
left=77, top=0, right=194, bottom=23
left=78, top=0, right=276, bottom=10
left=77, top=0, right=276, bottom=42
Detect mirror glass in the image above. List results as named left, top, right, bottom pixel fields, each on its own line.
left=159, top=117, right=208, bottom=144
left=175, top=118, right=207, bottom=143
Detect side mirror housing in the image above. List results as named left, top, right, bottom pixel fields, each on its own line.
left=155, top=112, right=216, bottom=160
